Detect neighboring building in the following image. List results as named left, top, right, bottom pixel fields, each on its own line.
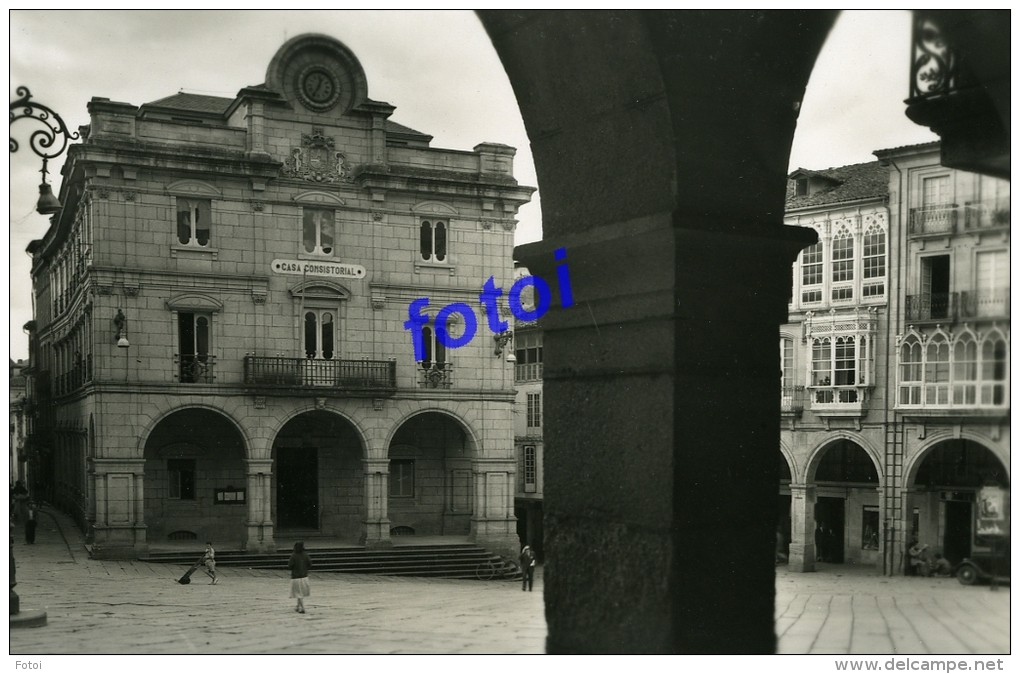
left=22, top=34, right=534, bottom=558
left=511, top=265, right=544, bottom=560
left=10, top=359, right=28, bottom=489
left=781, top=142, right=1009, bottom=575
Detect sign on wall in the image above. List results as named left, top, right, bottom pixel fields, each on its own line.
left=271, top=259, right=366, bottom=279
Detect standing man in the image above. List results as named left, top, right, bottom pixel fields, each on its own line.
left=520, top=545, right=537, bottom=592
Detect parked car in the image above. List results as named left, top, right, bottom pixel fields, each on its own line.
left=956, top=543, right=1010, bottom=585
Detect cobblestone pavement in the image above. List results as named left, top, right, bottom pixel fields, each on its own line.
left=775, top=563, right=1009, bottom=654
left=9, top=509, right=1009, bottom=654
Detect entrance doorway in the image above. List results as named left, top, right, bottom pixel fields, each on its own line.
left=944, top=500, right=973, bottom=565
left=276, top=447, right=318, bottom=529
left=815, top=497, right=845, bottom=563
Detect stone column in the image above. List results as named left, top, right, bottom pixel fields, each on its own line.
left=788, top=483, right=816, bottom=572
left=361, top=458, right=392, bottom=547
left=244, top=459, right=275, bottom=553
left=894, top=487, right=919, bottom=576
left=469, top=459, right=519, bottom=558
left=90, top=458, right=146, bottom=558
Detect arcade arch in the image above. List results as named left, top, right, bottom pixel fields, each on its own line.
left=142, top=408, right=248, bottom=545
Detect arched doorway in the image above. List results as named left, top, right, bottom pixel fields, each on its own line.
left=388, top=412, right=474, bottom=537
left=909, top=439, right=1009, bottom=566
left=271, top=410, right=364, bottom=538
left=143, top=408, right=247, bottom=546
left=810, top=439, right=881, bottom=565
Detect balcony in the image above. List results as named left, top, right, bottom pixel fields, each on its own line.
left=905, top=293, right=958, bottom=322
left=244, top=356, right=396, bottom=395
left=780, top=385, right=805, bottom=415
left=418, top=364, right=453, bottom=390
left=960, top=289, right=1010, bottom=319
left=808, top=385, right=870, bottom=418
left=908, top=205, right=957, bottom=236
left=964, top=202, right=1010, bottom=231
left=175, top=354, right=217, bottom=384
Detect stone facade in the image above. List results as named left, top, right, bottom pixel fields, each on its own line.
left=781, top=142, right=1010, bottom=575
left=24, top=34, right=534, bottom=559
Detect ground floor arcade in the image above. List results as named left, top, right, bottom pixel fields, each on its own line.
left=53, top=390, right=521, bottom=559
left=780, top=425, right=1009, bottom=575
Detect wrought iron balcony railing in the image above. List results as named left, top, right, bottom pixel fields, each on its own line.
left=781, top=385, right=805, bottom=414
left=905, top=293, right=958, bottom=322
left=909, top=13, right=978, bottom=101
left=908, top=205, right=957, bottom=235
left=244, top=355, right=396, bottom=391
left=418, top=364, right=453, bottom=389
left=175, top=354, right=217, bottom=384
left=960, top=289, right=1010, bottom=319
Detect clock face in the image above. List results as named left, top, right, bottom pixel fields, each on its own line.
left=297, top=66, right=340, bottom=111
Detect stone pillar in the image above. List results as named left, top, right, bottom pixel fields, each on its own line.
left=788, top=483, right=816, bottom=572
left=894, top=487, right=919, bottom=576
left=361, top=458, right=392, bottom=547
left=90, top=458, right=146, bottom=559
left=244, top=459, right=275, bottom=553
left=469, top=459, right=519, bottom=558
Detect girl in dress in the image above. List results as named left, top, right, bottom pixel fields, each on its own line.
left=288, top=541, right=312, bottom=613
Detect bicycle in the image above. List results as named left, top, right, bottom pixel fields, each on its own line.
left=475, top=555, right=521, bottom=580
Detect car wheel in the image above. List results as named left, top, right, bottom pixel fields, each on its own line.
left=957, top=564, right=978, bottom=585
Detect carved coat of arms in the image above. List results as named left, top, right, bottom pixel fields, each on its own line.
left=283, top=127, right=352, bottom=183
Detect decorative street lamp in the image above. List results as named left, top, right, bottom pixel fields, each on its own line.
left=10, top=86, right=80, bottom=216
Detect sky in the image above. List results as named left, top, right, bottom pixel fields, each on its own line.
left=7, top=10, right=939, bottom=360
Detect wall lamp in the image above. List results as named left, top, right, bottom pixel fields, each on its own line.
left=113, top=309, right=130, bottom=348
left=10, top=87, right=80, bottom=216
left=494, top=331, right=515, bottom=361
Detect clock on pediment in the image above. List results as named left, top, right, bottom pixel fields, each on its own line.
left=265, top=34, right=369, bottom=117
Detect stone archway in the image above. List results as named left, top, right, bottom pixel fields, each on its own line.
left=142, top=408, right=247, bottom=547
left=476, top=8, right=1006, bottom=654
left=387, top=412, right=475, bottom=537
left=271, top=410, right=365, bottom=539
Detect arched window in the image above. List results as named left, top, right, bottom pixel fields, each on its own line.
left=952, top=335, right=978, bottom=405
left=303, top=209, right=334, bottom=255
left=304, top=310, right=335, bottom=359
left=924, top=335, right=950, bottom=405
left=899, top=338, right=922, bottom=405
left=420, top=325, right=447, bottom=370
left=980, top=335, right=1007, bottom=406
left=420, top=219, right=447, bottom=262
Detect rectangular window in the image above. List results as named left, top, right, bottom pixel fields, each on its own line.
left=862, top=283, right=884, bottom=298
left=922, top=175, right=951, bottom=207
left=831, top=236, right=853, bottom=283
left=801, top=289, right=822, bottom=304
left=389, top=459, right=414, bottom=497
left=527, top=392, right=542, bottom=428
left=177, top=199, right=211, bottom=247
left=975, top=250, right=1008, bottom=317
left=801, top=242, right=823, bottom=287
left=524, top=445, right=537, bottom=493
left=214, top=487, right=246, bottom=504
left=515, top=332, right=543, bottom=382
left=303, top=209, right=335, bottom=256
left=303, top=309, right=336, bottom=360
left=168, top=459, right=195, bottom=500
left=178, top=313, right=211, bottom=383
left=834, top=337, right=856, bottom=386
left=862, top=506, right=879, bottom=550
left=811, top=339, right=831, bottom=387
left=862, top=230, right=886, bottom=279
left=831, top=287, right=853, bottom=301
left=420, top=219, right=447, bottom=263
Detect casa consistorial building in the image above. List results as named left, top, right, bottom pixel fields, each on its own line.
left=23, top=34, right=535, bottom=559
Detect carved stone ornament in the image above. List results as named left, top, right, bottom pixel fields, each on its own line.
left=251, top=201, right=265, bottom=212
left=501, top=220, right=516, bottom=232
left=253, top=396, right=266, bottom=410
left=94, top=187, right=110, bottom=199
left=315, top=397, right=327, bottom=410
left=251, top=293, right=267, bottom=305
left=96, top=285, right=114, bottom=296
left=123, top=285, right=139, bottom=298
left=122, top=190, right=137, bottom=201
left=282, top=127, right=352, bottom=183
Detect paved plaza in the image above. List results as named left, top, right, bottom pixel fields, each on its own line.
left=9, top=509, right=1009, bottom=654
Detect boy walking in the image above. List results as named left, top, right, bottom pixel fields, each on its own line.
left=203, top=541, right=218, bottom=584
left=520, top=545, right=537, bottom=591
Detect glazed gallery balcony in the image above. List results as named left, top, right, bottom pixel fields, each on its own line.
left=243, top=355, right=396, bottom=395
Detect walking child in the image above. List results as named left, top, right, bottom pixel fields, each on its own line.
left=203, top=541, right=217, bottom=584
left=24, top=502, right=37, bottom=544
left=288, top=541, right=312, bottom=613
